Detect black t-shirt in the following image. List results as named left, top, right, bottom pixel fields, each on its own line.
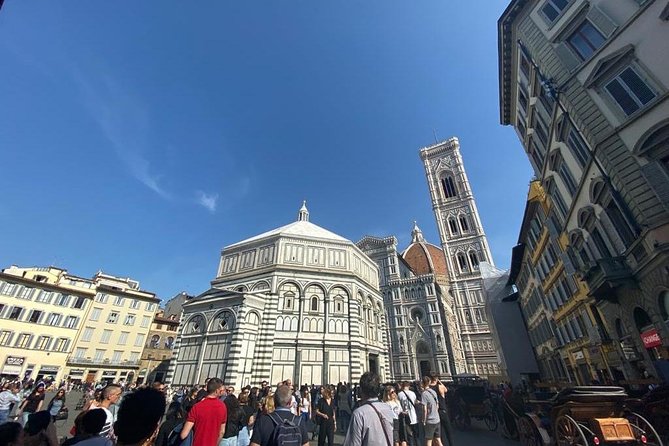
left=24, top=392, right=45, bottom=413
left=240, top=405, right=255, bottom=427
left=429, top=384, right=447, bottom=412
left=249, top=409, right=309, bottom=446
left=317, top=398, right=335, bottom=420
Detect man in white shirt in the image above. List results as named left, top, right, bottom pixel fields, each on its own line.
left=98, top=384, right=123, bottom=438
left=0, top=384, right=21, bottom=423
left=398, top=381, right=418, bottom=446
left=344, top=372, right=394, bottom=446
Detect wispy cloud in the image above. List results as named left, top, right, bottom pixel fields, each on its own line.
left=195, top=191, right=219, bottom=213
left=73, top=69, right=171, bottom=199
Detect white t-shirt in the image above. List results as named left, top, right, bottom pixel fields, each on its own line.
left=398, top=388, right=417, bottom=425
left=97, top=407, right=114, bottom=438
left=301, top=397, right=310, bottom=414
left=385, top=400, right=401, bottom=420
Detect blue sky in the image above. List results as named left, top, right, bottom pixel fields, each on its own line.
left=0, top=1, right=532, bottom=301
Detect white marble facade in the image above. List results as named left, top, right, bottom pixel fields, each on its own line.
left=168, top=204, right=389, bottom=388
left=420, top=138, right=502, bottom=378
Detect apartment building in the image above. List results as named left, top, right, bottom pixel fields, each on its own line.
left=499, top=0, right=669, bottom=381
left=137, top=309, right=179, bottom=385
left=0, top=266, right=95, bottom=383
left=67, top=272, right=160, bottom=384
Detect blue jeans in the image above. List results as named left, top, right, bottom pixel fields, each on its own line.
left=237, top=427, right=250, bottom=446
left=219, top=436, right=238, bottom=446
left=0, top=409, right=10, bottom=424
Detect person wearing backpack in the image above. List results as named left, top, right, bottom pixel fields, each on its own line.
left=249, top=385, right=309, bottom=446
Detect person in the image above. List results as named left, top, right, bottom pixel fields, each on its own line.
left=46, top=389, right=66, bottom=423
left=299, top=386, right=310, bottom=425
left=260, top=393, right=275, bottom=415
left=0, top=422, right=23, bottom=446
left=23, top=411, right=58, bottom=446
left=62, top=409, right=112, bottom=446
left=16, top=384, right=46, bottom=426
left=237, top=393, right=255, bottom=446
left=114, top=387, right=166, bottom=446
left=397, top=382, right=418, bottom=446
left=181, top=388, right=200, bottom=414
left=336, top=385, right=352, bottom=433
left=180, top=378, right=227, bottom=446
left=154, top=403, right=185, bottom=446
left=315, top=387, right=335, bottom=446
left=344, top=372, right=394, bottom=446
left=83, top=390, right=103, bottom=411
left=97, top=385, right=123, bottom=438
left=429, top=374, right=454, bottom=446
left=382, top=387, right=401, bottom=446
left=221, top=394, right=242, bottom=446
left=421, top=377, right=441, bottom=446
left=249, top=385, right=309, bottom=446
left=0, top=385, right=21, bottom=424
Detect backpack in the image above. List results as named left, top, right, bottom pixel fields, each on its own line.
left=269, top=412, right=302, bottom=446
left=167, top=422, right=192, bottom=446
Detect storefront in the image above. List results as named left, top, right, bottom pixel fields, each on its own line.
left=1, top=356, right=25, bottom=378
left=36, top=365, right=61, bottom=383
left=67, top=369, right=85, bottom=383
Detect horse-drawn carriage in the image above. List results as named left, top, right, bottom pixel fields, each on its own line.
left=447, top=375, right=498, bottom=431
left=502, top=386, right=663, bottom=446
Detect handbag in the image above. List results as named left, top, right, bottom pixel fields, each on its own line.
left=54, top=408, right=69, bottom=421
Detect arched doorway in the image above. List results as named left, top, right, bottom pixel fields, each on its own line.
left=633, top=306, right=660, bottom=364
left=416, top=341, right=433, bottom=378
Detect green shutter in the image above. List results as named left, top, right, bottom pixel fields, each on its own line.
left=554, top=42, right=581, bottom=71
left=586, top=6, right=617, bottom=38
left=640, top=162, right=669, bottom=210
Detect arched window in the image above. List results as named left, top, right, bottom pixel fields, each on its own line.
left=212, top=311, right=234, bottom=331
left=186, top=315, right=204, bottom=335
left=441, top=175, right=458, bottom=199
left=459, top=215, right=470, bottom=232
left=411, top=308, right=424, bottom=322
left=336, top=300, right=343, bottom=313
left=150, top=335, right=160, bottom=348
left=633, top=307, right=653, bottom=332
left=468, top=251, right=480, bottom=270
left=284, top=292, right=294, bottom=310
left=448, top=218, right=458, bottom=234
left=165, top=336, right=174, bottom=349
left=457, top=253, right=469, bottom=272
left=310, top=296, right=319, bottom=312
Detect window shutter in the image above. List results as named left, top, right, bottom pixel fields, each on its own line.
left=586, top=6, right=617, bottom=38
left=640, top=162, right=669, bottom=210
left=554, top=42, right=581, bottom=72
left=561, top=252, right=576, bottom=275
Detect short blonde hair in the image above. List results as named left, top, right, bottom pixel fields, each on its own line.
left=263, top=393, right=275, bottom=413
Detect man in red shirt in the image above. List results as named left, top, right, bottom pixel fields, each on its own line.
left=180, top=378, right=228, bottom=446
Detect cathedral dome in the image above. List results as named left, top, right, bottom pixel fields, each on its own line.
left=401, top=222, right=448, bottom=276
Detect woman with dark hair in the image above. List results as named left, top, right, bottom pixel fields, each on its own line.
left=155, top=402, right=185, bottom=446
left=180, top=388, right=199, bottom=414
left=0, top=422, right=23, bottom=446
left=221, top=394, right=242, bottom=446
left=315, top=387, right=335, bottom=446
left=46, top=389, right=66, bottom=423
left=16, top=385, right=46, bottom=426
left=23, top=411, right=58, bottom=446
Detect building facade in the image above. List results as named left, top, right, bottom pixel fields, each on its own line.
left=67, top=272, right=160, bottom=384
left=168, top=204, right=389, bottom=389
left=420, top=138, right=501, bottom=378
left=138, top=309, right=179, bottom=385
left=0, top=266, right=95, bottom=384
left=499, top=0, right=669, bottom=382
left=358, top=223, right=465, bottom=381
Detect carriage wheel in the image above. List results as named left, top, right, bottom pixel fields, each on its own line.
left=627, top=412, right=664, bottom=446
left=555, top=415, right=588, bottom=446
left=484, top=410, right=498, bottom=431
left=517, top=416, right=542, bottom=446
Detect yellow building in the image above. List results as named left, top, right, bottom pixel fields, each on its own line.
left=0, top=266, right=96, bottom=384
left=0, top=265, right=160, bottom=385
left=67, top=272, right=160, bottom=384
left=137, top=309, right=180, bottom=385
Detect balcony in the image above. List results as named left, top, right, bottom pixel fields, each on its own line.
left=66, top=356, right=140, bottom=367
left=580, top=257, right=636, bottom=303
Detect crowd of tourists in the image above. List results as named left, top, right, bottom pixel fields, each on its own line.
left=0, top=371, right=461, bottom=446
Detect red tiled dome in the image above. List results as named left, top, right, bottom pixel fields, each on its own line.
left=403, top=242, right=448, bottom=276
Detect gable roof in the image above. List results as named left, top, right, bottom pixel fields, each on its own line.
left=226, top=220, right=349, bottom=249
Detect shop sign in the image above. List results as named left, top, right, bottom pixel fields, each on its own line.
left=102, top=370, right=117, bottom=376
left=5, top=356, right=25, bottom=366
left=2, top=356, right=25, bottom=375
left=641, top=329, right=662, bottom=349
left=39, top=365, right=60, bottom=373
left=572, top=350, right=585, bottom=361
left=69, top=369, right=85, bottom=376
